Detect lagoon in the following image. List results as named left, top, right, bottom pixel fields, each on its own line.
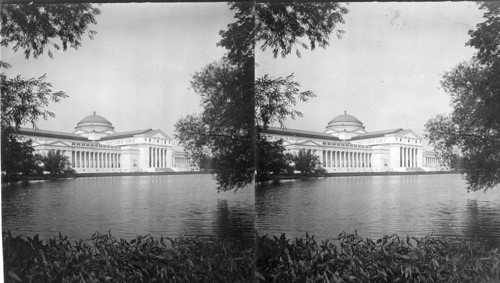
left=256, top=173, right=500, bottom=248
left=2, top=174, right=255, bottom=246
left=3, top=173, right=500, bottom=248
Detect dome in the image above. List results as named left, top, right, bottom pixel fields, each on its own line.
left=74, top=112, right=115, bottom=140
left=77, top=112, right=112, bottom=126
left=325, top=111, right=366, bottom=140
left=328, top=111, right=363, bottom=126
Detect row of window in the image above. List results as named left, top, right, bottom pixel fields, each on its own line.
left=71, top=142, right=115, bottom=149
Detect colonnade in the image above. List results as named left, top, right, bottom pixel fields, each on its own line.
left=322, top=150, right=371, bottom=168
left=72, top=151, right=120, bottom=169
left=149, top=147, right=169, bottom=168
left=174, top=156, right=190, bottom=168
left=400, top=147, right=418, bottom=168
left=425, top=156, right=439, bottom=167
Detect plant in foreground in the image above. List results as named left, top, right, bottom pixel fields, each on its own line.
left=3, top=231, right=500, bottom=282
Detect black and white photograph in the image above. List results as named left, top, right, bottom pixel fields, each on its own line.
left=1, top=1, right=500, bottom=281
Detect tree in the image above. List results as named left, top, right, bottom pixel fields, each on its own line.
left=1, top=3, right=100, bottom=179
left=1, top=127, right=42, bottom=179
left=39, top=150, right=71, bottom=176
left=1, top=3, right=100, bottom=59
left=175, top=58, right=254, bottom=190
left=256, top=137, right=293, bottom=182
left=291, top=150, right=324, bottom=175
left=425, top=2, right=500, bottom=192
left=175, top=2, right=348, bottom=191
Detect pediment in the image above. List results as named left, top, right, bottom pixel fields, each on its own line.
left=143, top=129, right=171, bottom=140
left=395, top=129, right=422, bottom=140
left=45, top=141, right=72, bottom=147
left=296, top=140, right=321, bottom=147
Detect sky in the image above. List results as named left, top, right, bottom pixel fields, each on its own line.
left=3, top=2, right=234, bottom=138
left=3, top=2, right=486, bottom=145
left=257, top=2, right=485, bottom=139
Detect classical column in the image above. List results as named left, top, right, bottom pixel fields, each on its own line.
left=322, top=151, right=326, bottom=167
left=402, top=147, right=405, bottom=167
left=153, top=148, right=156, bottom=168
left=412, top=148, right=416, bottom=167
left=333, top=151, right=336, bottom=167
left=157, top=148, right=160, bottom=168
left=166, top=149, right=168, bottom=168
left=411, top=148, right=414, bottom=167
left=156, top=148, right=160, bottom=167
left=160, top=148, right=163, bottom=168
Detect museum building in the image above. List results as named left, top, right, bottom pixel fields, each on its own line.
left=18, top=112, right=192, bottom=173
left=265, top=112, right=441, bottom=172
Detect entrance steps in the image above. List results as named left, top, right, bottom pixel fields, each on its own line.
left=406, top=167, right=426, bottom=172
left=154, top=168, right=176, bottom=172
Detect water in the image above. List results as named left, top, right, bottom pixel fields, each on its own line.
left=256, top=174, right=500, bottom=248
left=3, top=173, right=500, bottom=249
left=2, top=174, right=255, bottom=246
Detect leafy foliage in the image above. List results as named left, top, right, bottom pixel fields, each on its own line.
left=176, top=2, right=347, bottom=190
left=39, top=149, right=71, bottom=176
left=1, top=3, right=100, bottom=59
left=256, top=137, right=293, bottom=183
left=3, top=231, right=254, bottom=282
left=1, top=127, right=42, bottom=179
left=425, top=60, right=500, bottom=191
left=175, top=59, right=254, bottom=191
left=290, top=149, right=325, bottom=175
left=1, top=3, right=100, bottom=181
left=256, top=74, right=315, bottom=129
left=467, top=2, right=500, bottom=65
left=255, top=2, right=348, bottom=58
left=256, top=232, right=500, bottom=282
left=4, top=231, right=499, bottom=282
left=1, top=73, right=67, bottom=130
left=425, top=2, right=500, bottom=192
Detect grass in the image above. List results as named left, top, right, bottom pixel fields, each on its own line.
left=4, top=231, right=500, bottom=282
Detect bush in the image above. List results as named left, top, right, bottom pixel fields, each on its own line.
left=3, top=231, right=253, bottom=282
left=256, top=231, right=500, bottom=282
left=4, top=231, right=500, bottom=282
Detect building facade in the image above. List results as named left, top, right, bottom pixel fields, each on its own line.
left=19, top=112, right=194, bottom=173
left=265, top=112, right=442, bottom=172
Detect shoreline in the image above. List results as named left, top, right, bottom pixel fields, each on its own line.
left=3, top=170, right=457, bottom=184
left=2, top=171, right=211, bottom=184
left=272, top=170, right=458, bottom=180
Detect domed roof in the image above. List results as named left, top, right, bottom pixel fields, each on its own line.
left=328, top=111, right=363, bottom=125
left=77, top=112, right=112, bottom=126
